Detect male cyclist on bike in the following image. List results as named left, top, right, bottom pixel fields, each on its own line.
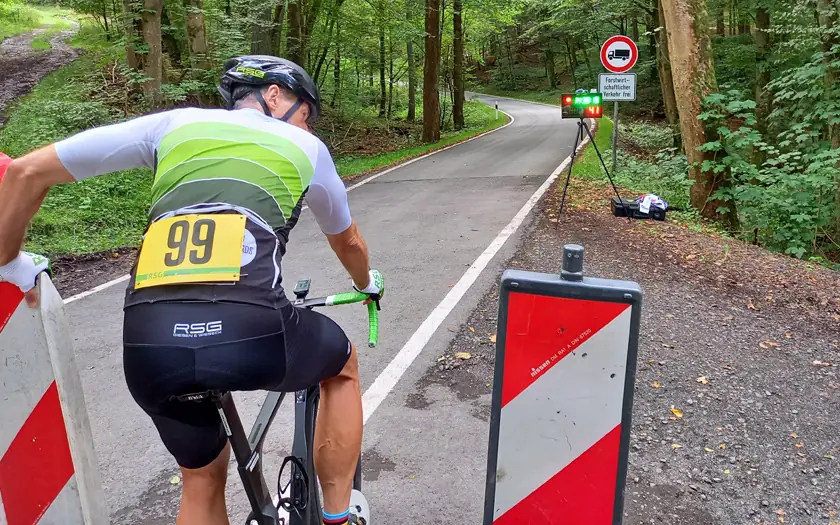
left=0, top=55, right=379, bottom=525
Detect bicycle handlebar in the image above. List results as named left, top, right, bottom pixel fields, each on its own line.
left=315, top=291, right=380, bottom=348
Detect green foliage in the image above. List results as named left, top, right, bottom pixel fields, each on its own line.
left=699, top=79, right=840, bottom=258
left=574, top=119, right=692, bottom=213
left=621, top=121, right=675, bottom=151
left=0, top=0, right=43, bottom=39
left=712, top=35, right=757, bottom=90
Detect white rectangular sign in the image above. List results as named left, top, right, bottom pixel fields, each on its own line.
left=598, top=73, right=637, bottom=101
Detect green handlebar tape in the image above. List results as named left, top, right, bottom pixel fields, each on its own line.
left=367, top=302, right=379, bottom=348
left=326, top=291, right=379, bottom=347
left=328, top=291, right=369, bottom=305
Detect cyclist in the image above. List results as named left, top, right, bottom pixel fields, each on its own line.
left=0, top=55, right=380, bottom=525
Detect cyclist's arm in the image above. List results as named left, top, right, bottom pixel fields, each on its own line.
left=0, top=111, right=172, bottom=265
left=305, top=142, right=371, bottom=290
left=0, top=146, right=72, bottom=264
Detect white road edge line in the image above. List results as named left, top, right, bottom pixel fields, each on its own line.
left=361, top=119, right=595, bottom=423
left=61, top=106, right=515, bottom=305
left=63, top=274, right=131, bottom=305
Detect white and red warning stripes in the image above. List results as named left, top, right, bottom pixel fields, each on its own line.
left=492, top=292, right=632, bottom=524
left=0, top=280, right=107, bottom=525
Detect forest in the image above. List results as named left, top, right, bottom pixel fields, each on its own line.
left=0, top=0, right=838, bottom=262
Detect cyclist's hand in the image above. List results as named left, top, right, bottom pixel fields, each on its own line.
left=0, top=252, right=50, bottom=308
left=354, top=269, right=384, bottom=304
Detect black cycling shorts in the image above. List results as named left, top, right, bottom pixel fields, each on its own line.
left=122, top=301, right=351, bottom=469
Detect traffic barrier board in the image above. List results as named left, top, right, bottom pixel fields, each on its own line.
left=0, top=276, right=108, bottom=525
left=484, top=245, right=642, bottom=524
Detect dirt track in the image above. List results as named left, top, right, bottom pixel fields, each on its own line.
left=0, top=24, right=80, bottom=120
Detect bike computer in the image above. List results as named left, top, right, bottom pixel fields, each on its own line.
left=293, top=279, right=311, bottom=299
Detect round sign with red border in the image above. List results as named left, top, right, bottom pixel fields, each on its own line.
left=600, top=35, right=638, bottom=73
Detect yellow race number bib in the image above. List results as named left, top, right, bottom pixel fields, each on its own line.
left=134, top=214, right=246, bottom=289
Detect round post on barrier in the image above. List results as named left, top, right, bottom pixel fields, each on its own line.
left=561, top=244, right=584, bottom=281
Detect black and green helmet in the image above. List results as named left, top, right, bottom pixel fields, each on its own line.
left=219, top=55, right=321, bottom=121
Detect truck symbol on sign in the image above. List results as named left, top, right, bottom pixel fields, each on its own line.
left=608, top=49, right=631, bottom=61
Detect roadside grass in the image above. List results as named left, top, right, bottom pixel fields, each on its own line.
left=3, top=25, right=508, bottom=255
left=336, top=101, right=507, bottom=175
left=571, top=117, right=728, bottom=235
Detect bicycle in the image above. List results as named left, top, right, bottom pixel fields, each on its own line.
left=173, top=278, right=380, bottom=525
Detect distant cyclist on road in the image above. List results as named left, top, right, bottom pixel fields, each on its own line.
left=0, top=55, right=381, bottom=525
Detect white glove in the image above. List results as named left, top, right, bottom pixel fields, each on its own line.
left=354, top=269, right=384, bottom=299
left=0, top=252, right=50, bottom=293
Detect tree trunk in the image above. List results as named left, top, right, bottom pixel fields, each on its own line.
left=407, top=38, right=416, bottom=120
left=141, top=0, right=163, bottom=104
left=647, top=3, right=657, bottom=58
left=302, top=0, right=324, bottom=63
left=580, top=41, right=593, bottom=78
left=251, top=0, right=274, bottom=54
left=388, top=31, right=394, bottom=119
left=378, top=9, right=386, bottom=117
left=101, top=1, right=110, bottom=39
left=313, top=17, right=336, bottom=84
left=661, top=0, right=732, bottom=222
left=656, top=0, right=679, bottom=132
left=453, top=0, right=464, bottom=130
left=545, top=47, right=555, bottom=89
left=160, top=3, right=182, bottom=67
left=123, top=0, right=140, bottom=70
left=225, top=0, right=231, bottom=17
left=286, top=0, right=303, bottom=64
left=716, top=4, right=724, bottom=34
left=423, top=0, right=441, bottom=143
left=184, top=0, right=210, bottom=68
left=565, top=40, right=577, bottom=89
left=632, top=17, right=640, bottom=42
left=270, top=0, right=285, bottom=54
left=753, top=6, right=771, bottom=165
left=331, top=21, right=341, bottom=108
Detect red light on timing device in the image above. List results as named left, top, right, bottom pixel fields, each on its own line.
left=562, top=96, right=573, bottom=105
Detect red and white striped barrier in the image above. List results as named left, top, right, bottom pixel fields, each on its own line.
left=484, top=246, right=642, bottom=524
left=0, top=276, right=108, bottom=525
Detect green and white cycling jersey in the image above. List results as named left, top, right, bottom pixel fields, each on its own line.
left=55, top=107, right=353, bottom=309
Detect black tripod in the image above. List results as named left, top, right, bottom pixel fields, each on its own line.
left=557, top=118, right=629, bottom=219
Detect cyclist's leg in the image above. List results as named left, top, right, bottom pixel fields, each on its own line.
left=277, top=306, right=361, bottom=520
left=177, top=444, right=231, bottom=525
left=315, top=344, right=362, bottom=516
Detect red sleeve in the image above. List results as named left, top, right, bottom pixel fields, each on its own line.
left=0, top=152, right=12, bottom=182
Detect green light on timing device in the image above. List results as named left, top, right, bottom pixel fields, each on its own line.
left=561, top=91, right=604, bottom=119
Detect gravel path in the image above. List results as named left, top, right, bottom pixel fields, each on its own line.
left=425, top=177, right=839, bottom=524
left=0, top=23, right=80, bottom=119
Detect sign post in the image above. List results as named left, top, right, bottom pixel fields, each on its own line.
left=599, top=35, right=639, bottom=176
left=484, top=244, right=642, bottom=524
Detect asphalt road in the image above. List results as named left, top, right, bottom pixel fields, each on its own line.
left=65, top=95, right=579, bottom=523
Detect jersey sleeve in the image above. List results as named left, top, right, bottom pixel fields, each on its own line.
left=304, top=140, right=352, bottom=235
left=54, top=110, right=176, bottom=180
